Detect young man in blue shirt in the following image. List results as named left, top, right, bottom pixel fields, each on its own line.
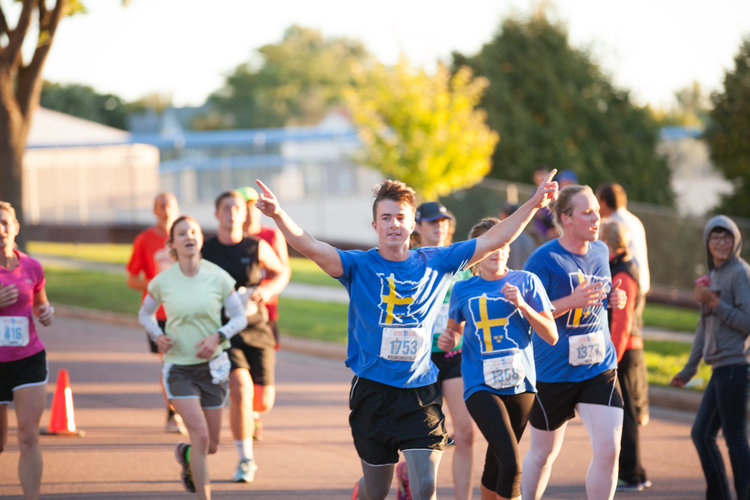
left=254, top=174, right=557, bottom=500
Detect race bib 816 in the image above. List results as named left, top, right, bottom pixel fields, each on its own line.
left=1, top=316, right=30, bottom=347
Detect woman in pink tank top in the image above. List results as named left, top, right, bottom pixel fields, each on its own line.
left=0, top=200, right=54, bottom=500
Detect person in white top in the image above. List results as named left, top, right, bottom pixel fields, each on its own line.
left=596, top=183, right=650, bottom=294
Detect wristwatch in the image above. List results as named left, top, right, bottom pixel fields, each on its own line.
left=217, top=331, right=227, bottom=343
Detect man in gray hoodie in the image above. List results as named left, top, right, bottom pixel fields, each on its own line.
left=671, top=215, right=750, bottom=500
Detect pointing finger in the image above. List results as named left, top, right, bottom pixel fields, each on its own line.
left=543, top=168, right=558, bottom=185
left=255, top=179, right=272, bottom=196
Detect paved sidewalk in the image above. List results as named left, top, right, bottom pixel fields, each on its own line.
left=0, top=314, right=720, bottom=499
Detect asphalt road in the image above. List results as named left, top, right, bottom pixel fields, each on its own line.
left=0, top=314, right=736, bottom=499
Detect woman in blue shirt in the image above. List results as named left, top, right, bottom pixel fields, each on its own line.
left=438, top=217, right=557, bottom=500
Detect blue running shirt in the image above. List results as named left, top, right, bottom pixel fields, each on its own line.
left=524, top=239, right=617, bottom=382
left=337, top=239, right=475, bottom=388
left=449, top=271, right=553, bottom=399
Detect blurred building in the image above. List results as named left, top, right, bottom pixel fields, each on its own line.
left=26, top=108, right=382, bottom=245
left=25, top=108, right=159, bottom=224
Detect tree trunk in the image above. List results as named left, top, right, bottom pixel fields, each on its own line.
left=0, top=68, right=31, bottom=250
left=0, top=0, right=68, bottom=251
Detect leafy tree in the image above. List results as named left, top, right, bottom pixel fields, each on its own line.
left=202, top=25, right=371, bottom=129
left=0, top=0, right=85, bottom=248
left=40, top=81, right=130, bottom=129
left=705, top=38, right=750, bottom=217
left=653, top=81, right=710, bottom=128
left=344, top=57, right=499, bottom=201
left=452, top=12, right=672, bottom=205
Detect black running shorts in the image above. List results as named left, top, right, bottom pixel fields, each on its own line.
left=227, top=334, right=275, bottom=386
left=432, top=350, right=462, bottom=384
left=529, top=369, right=623, bottom=431
left=0, top=349, right=48, bottom=403
left=348, top=376, right=447, bottom=465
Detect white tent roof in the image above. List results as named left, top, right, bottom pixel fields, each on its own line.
left=27, top=107, right=129, bottom=147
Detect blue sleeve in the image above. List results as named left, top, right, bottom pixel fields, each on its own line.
left=441, top=239, right=477, bottom=273
left=524, top=272, right=554, bottom=313
left=336, top=249, right=359, bottom=286
left=449, top=281, right=466, bottom=323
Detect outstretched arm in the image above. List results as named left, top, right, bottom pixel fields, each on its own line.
left=470, top=170, right=558, bottom=267
left=255, top=179, right=343, bottom=278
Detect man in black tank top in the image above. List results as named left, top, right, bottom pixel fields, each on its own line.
left=202, top=190, right=289, bottom=483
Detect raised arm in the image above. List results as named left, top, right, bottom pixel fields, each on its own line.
left=255, top=179, right=343, bottom=278
left=470, top=170, right=558, bottom=267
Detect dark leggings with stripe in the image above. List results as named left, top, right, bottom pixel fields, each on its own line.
left=466, top=390, right=535, bottom=498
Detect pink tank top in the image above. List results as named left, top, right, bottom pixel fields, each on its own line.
left=0, top=251, right=45, bottom=362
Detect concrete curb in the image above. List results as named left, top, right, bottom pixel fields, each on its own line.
left=54, top=304, right=709, bottom=415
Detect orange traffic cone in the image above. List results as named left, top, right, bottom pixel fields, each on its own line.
left=42, top=369, right=84, bottom=436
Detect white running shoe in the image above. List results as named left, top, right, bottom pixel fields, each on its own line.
left=233, top=458, right=258, bottom=482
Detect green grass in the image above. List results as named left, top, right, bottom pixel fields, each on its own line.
left=44, top=266, right=141, bottom=315
left=277, top=297, right=348, bottom=343
left=644, top=339, right=710, bottom=390
left=286, top=257, right=339, bottom=287
left=28, top=241, right=339, bottom=287
left=43, top=264, right=348, bottom=342
left=643, top=303, right=700, bottom=333
left=29, top=241, right=132, bottom=265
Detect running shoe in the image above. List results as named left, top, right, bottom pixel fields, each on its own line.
left=253, top=416, right=264, bottom=441
left=616, top=479, right=647, bottom=492
left=233, top=458, right=258, bottom=482
left=395, top=461, right=412, bottom=500
left=166, top=413, right=187, bottom=435
left=174, top=443, right=195, bottom=493
left=616, top=478, right=652, bottom=492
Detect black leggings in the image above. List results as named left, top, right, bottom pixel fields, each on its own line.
left=466, top=390, right=535, bottom=498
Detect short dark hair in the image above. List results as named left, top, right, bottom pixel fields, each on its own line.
left=596, top=182, right=627, bottom=210
left=214, top=190, right=244, bottom=210
left=710, top=226, right=732, bottom=236
left=372, top=180, right=416, bottom=220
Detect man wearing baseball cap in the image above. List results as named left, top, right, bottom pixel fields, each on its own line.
left=398, top=201, right=476, bottom=500
left=412, top=202, right=454, bottom=249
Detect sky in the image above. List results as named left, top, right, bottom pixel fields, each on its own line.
left=36, top=0, right=750, bottom=110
